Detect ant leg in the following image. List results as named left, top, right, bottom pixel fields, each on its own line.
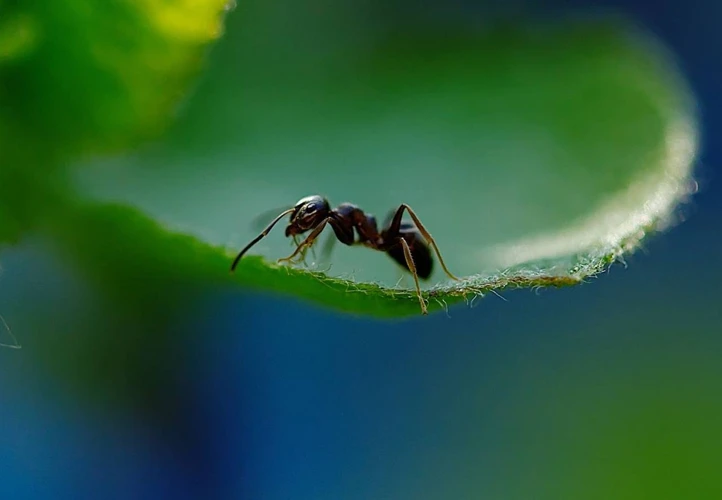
left=399, top=238, right=428, bottom=315
left=291, top=235, right=301, bottom=258
left=278, top=218, right=332, bottom=264
left=292, top=234, right=312, bottom=267
left=390, top=204, right=460, bottom=281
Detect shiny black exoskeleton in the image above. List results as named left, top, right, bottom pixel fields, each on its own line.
left=230, top=195, right=459, bottom=314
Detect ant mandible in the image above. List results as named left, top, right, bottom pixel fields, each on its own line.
left=230, top=195, right=460, bottom=314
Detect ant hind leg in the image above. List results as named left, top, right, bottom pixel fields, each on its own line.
left=388, top=204, right=460, bottom=281
left=399, top=238, right=428, bottom=315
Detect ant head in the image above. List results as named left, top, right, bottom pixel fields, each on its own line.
left=286, top=195, right=330, bottom=236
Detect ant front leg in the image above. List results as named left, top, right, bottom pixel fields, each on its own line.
left=291, top=234, right=313, bottom=268
left=278, top=217, right=334, bottom=265
left=387, top=204, right=460, bottom=281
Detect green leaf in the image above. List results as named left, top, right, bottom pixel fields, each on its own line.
left=1, top=2, right=699, bottom=318
left=47, top=199, right=443, bottom=318
left=73, top=12, right=697, bottom=316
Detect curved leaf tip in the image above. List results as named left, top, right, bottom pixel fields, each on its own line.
left=1, top=5, right=701, bottom=318
left=76, top=15, right=699, bottom=316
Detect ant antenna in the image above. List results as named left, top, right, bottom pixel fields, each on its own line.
left=230, top=208, right=295, bottom=272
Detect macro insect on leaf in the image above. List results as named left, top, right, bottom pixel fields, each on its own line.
left=230, top=195, right=459, bottom=314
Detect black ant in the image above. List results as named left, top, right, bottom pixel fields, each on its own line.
left=230, top=195, right=460, bottom=314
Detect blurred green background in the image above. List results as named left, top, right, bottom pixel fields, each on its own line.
left=1, top=0, right=721, bottom=499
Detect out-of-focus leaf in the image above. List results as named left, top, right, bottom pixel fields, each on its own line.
left=0, top=0, right=231, bottom=244
left=0, top=0, right=231, bottom=159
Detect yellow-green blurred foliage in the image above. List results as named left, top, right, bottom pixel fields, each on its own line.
left=0, top=0, right=230, bottom=242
